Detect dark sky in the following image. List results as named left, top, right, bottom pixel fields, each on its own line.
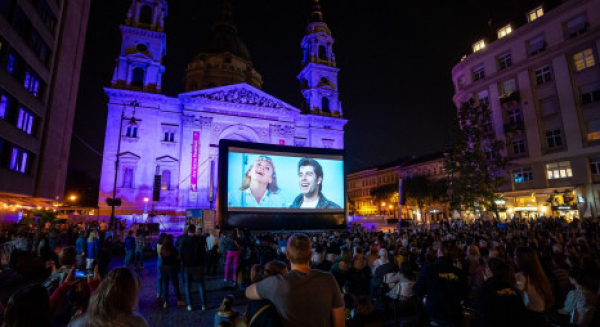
left=66, top=0, right=543, bottom=202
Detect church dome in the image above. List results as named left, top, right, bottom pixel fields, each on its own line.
left=184, top=0, right=262, bottom=92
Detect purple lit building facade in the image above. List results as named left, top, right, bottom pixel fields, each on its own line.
left=98, top=0, right=347, bottom=217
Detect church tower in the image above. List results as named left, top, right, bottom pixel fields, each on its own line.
left=297, top=0, right=342, bottom=117
left=111, top=0, right=167, bottom=93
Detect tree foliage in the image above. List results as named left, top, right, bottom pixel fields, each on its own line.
left=445, top=99, right=509, bottom=218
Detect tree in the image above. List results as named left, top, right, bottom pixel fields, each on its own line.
left=370, top=183, right=398, bottom=215
left=446, top=99, right=509, bottom=219
left=403, top=175, right=431, bottom=218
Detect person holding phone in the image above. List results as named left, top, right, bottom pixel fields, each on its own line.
left=228, top=155, right=286, bottom=208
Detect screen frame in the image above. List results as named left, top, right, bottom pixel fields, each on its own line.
left=218, top=140, right=348, bottom=230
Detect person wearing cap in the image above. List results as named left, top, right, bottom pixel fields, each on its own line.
left=228, top=155, right=286, bottom=208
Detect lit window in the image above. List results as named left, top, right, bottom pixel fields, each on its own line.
left=498, top=25, right=512, bottom=39
left=513, top=168, right=533, bottom=183
left=161, top=170, right=171, bottom=190
left=501, top=79, right=516, bottom=96
left=546, top=161, right=573, bottom=179
left=545, top=129, right=562, bottom=148
left=528, top=6, right=544, bottom=22
left=473, top=40, right=485, bottom=53
left=0, top=94, right=8, bottom=119
left=10, top=146, right=30, bottom=173
left=586, top=120, right=600, bottom=141
left=473, top=65, right=485, bottom=81
left=7, top=53, right=15, bottom=73
left=573, top=49, right=595, bottom=72
left=512, top=139, right=526, bottom=155
left=24, top=71, right=41, bottom=97
left=590, top=157, right=600, bottom=175
left=535, top=65, right=552, bottom=85
left=16, top=108, right=35, bottom=135
left=498, top=53, right=512, bottom=70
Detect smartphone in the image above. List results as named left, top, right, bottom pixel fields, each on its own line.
left=74, top=269, right=90, bottom=280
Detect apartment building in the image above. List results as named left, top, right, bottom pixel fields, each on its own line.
left=0, top=0, right=90, bottom=211
left=347, top=152, right=446, bottom=219
left=452, top=0, right=600, bottom=220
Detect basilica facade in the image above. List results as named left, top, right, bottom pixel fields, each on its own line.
left=98, top=0, right=347, bottom=215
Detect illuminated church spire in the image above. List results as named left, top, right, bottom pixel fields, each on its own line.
left=298, top=0, right=342, bottom=116
left=110, top=0, right=167, bottom=93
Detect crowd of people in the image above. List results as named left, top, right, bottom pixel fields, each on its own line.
left=0, top=216, right=599, bottom=327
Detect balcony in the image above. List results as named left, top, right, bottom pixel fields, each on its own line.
left=504, top=121, right=525, bottom=133
left=500, top=91, right=520, bottom=105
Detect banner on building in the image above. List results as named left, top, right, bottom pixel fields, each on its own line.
left=190, top=131, right=200, bottom=192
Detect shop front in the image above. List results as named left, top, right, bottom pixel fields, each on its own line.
left=547, top=190, right=579, bottom=220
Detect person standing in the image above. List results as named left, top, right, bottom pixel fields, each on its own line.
left=224, top=232, right=240, bottom=287
left=123, top=230, right=135, bottom=268
left=180, top=225, right=208, bottom=311
left=156, top=233, right=166, bottom=299
left=412, top=240, right=469, bottom=327
left=245, top=234, right=345, bottom=327
left=86, top=230, right=100, bottom=270
left=75, top=231, right=86, bottom=269
left=218, top=231, right=227, bottom=266
left=206, top=229, right=219, bottom=276
left=160, top=234, right=186, bottom=308
left=134, top=230, right=146, bottom=270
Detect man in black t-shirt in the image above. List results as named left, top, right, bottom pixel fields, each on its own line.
left=180, top=225, right=207, bottom=311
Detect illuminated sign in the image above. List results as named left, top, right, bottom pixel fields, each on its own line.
left=552, top=205, right=578, bottom=211
left=513, top=206, right=538, bottom=211
left=190, top=131, right=200, bottom=192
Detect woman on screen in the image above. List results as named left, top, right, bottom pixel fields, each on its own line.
left=228, top=155, right=286, bottom=208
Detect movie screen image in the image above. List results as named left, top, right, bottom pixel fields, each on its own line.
left=227, top=150, right=345, bottom=212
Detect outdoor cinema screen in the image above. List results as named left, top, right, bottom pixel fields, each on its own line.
left=218, top=140, right=347, bottom=230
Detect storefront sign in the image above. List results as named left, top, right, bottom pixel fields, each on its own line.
left=552, top=205, right=578, bottom=211
left=494, top=200, right=506, bottom=205
left=514, top=206, right=538, bottom=211
left=190, top=131, right=200, bottom=192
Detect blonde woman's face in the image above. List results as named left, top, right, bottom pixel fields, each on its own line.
left=250, top=160, right=274, bottom=184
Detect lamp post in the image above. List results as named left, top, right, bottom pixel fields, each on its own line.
left=109, top=100, right=139, bottom=230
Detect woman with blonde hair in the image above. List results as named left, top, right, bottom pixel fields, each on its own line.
left=228, top=156, right=286, bottom=208
left=68, top=268, right=147, bottom=327
left=85, top=230, right=99, bottom=270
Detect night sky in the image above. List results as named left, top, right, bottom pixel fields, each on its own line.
left=66, top=0, right=543, bottom=204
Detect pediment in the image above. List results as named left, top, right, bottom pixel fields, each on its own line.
left=118, top=152, right=141, bottom=160
left=156, top=155, right=178, bottom=163
left=180, top=83, right=301, bottom=113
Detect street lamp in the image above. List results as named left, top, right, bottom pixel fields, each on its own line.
left=109, top=100, right=139, bottom=230
left=70, top=195, right=77, bottom=201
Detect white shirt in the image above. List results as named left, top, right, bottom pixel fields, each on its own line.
left=228, top=188, right=286, bottom=208
left=300, top=198, right=319, bottom=208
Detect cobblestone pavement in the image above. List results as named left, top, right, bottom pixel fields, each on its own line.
left=114, top=256, right=401, bottom=327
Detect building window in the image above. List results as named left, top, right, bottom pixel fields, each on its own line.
left=318, top=45, right=327, bottom=60
left=125, top=126, right=138, bottom=138
left=122, top=167, right=134, bottom=188
left=508, top=108, right=522, bottom=124
left=16, top=107, right=35, bottom=135
left=473, top=40, right=485, bottom=53
left=498, top=53, right=512, bottom=70
left=6, top=53, right=15, bottom=73
left=513, top=168, right=533, bottom=183
left=161, top=170, right=171, bottom=190
left=528, top=6, right=544, bottom=22
left=498, top=24, right=512, bottom=39
left=535, top=65, right=552, bottom=85
left=0, top=94, right=8, bottom=119
left=139, top=5, right=152, bottom=25
left=590, top=157, right=600, bottom=175
left=512, top=139, right=526, bottom=155
left=9, top=146, right=30, bottom=173
left=485, top=147, right=495, bottom=160
left=566, top=15, right=587, bottom=38
left=545, top=129, right=562, bottom=148
left=546, top=161, right=573, bottom=179
left=528, top=35, right=545, bottom=56
left=473, top=65, right=485, bottom=81
left=582, top=84, right=600, bottom=105
left=478, top=90, right=489, bottom=106
left=573, top=49, right=595, bottom=72
left=131, top=67, right=145, bottom=87
left=163, top=131, right=175, bottom=142
left=321, top=97, right=330, bottom=112
left=23, top=71, right=41, bottom=97
left=501, top=79, right=516, bottom=96
left=586, top=120, right=600, bottom=141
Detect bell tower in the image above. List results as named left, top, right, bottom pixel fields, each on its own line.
left=111, top=0, right=167, bottom=93
left=297, top=0, right=342, bottom=116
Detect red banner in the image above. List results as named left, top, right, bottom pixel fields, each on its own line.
left=190, top=131, right=200, bottom=192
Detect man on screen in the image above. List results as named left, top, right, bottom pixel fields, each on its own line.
left=290, top=158, right=341, bottom=209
